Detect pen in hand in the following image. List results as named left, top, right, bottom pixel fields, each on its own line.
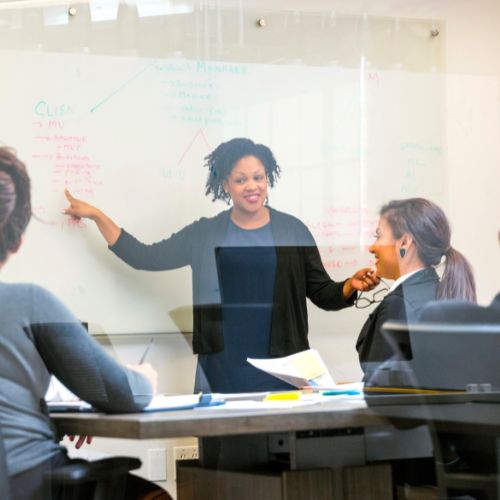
left=139, top=337, right=155, bottom=364
left=126, top=338, right=158, bottom=393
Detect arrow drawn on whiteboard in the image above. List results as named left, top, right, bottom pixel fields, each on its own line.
left=177, top=128, right=211, bottom=165
left=90, top=61, right=157, bottom=113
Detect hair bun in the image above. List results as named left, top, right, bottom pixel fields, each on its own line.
left=0, top=169, right=17, bottom=230
left=0, top=147, right=31, bottom=261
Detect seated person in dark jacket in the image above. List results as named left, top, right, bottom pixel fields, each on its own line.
left=0, top=148, right=168, bottom=499
left=356, top=198, right=477, bottom=377
left=418, top=230, right=500, bottom=479
left=63, top=138, right=379, bottom=393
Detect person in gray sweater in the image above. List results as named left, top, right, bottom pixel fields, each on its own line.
left=0, top=147, right=166, bottom=499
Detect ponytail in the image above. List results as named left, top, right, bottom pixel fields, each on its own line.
left=0, top=170, right=16, bottom=230
left=381, top=198, right=477, bottom=304
left=438, top=247, right=477, bottom=303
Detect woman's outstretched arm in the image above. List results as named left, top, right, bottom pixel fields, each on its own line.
left=63, top=189, right=121, bottom=246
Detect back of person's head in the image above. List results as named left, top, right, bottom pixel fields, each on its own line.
left=204, top=137, right=281, bottom=203
left=0, top=147, right=31, bottom=263
left=380, top=198, right=476, bottom=303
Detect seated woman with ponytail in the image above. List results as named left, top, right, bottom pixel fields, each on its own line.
left=355, top=198, right=476, bottom=376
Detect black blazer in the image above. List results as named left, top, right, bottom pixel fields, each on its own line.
left=111, top=207, right=354, bottom=355
left=356, top=267, right=439, bottom=370
left=420, top=292, right=500, bottom=324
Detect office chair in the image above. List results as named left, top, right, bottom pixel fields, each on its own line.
left=0, top=424, right=142, bottom=500
left=44, top=455, right=142, bottom=500
left=369, top=321, right=500, bottom=499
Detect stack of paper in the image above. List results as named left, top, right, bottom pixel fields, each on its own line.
left=47, top=392, right=225, bottom=413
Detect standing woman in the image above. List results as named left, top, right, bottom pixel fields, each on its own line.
left=65, top=137, right=378, bottom=393
left=356, top=198, right=476, bottom=375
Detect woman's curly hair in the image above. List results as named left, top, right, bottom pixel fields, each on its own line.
left=204, top=138, right=281, bottom=204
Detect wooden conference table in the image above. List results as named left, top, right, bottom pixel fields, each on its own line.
left=51, top=393, right=500, bottom=440
left=52, top=399, right=393, bottom=499
left=51, top=398, right=386, bottom=440
left=51, top=396, right=500, bottom=499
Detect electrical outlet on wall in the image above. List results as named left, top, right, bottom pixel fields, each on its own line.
left=173, top=445, right=199, bottom=480
left=148, top=448, right=167, bottom=481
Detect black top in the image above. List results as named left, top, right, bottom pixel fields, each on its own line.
left=356, top=267, right=440, bottom=372
left=111, top=208, right=355, bottom=356
left=420, top=292, right=500, bottom=324
left=196, top=221, right=295, bottom=392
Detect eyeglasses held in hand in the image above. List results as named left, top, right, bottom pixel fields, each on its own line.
left=354, top=280, right=390, bottom=309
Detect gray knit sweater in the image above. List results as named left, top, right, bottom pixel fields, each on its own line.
left=0, top=282, right=153, bottom=476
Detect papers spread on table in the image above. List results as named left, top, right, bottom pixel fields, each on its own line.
left=47, top=392, right=225, bottom=413
left=46, top=361, right=363, bottom=414
left=47, top=387, right=366, bottom=413
left=144, top=394, right=200, bottom=411
left=46, top=376, right=80, bottom=403
left=45, top=373, right=227, bottom=412
left=247, top=349, right=335, bottom=388
left=45, top=377, right=92, bottom=412
left=143, top=393, right=224, bottom=412
left=215, top=399, right=318, bottom=410
left=47, top=400, right=93, bottom=412
left=208, top=383, right=365, bottom=410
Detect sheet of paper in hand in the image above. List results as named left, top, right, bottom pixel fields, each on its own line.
left=247, top=349, right=335, bottom=388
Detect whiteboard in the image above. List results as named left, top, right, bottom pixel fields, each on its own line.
left=0, top=6, right=445, bottom=335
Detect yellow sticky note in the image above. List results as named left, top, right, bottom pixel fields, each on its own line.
left=264, top=392, right=300, bottom=401
left=290, top=351, right=324, bottom=380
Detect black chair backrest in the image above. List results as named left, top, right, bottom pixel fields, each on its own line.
left=378, top=320, right=500, bottom=391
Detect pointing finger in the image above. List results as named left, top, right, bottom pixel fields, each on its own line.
left=64, top=188, right=75, bottom=203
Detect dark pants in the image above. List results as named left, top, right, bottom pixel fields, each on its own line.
left=10, top=450, right=170, bottom=500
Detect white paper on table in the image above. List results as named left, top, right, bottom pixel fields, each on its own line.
left=144, top=394, right=201, bottom=411
left=209, top=399, right=320, bottom=410
left=45, top=376, right=222, bottom=412
left=45, top=376, right=80, bottom=402
left=46, top=400, right=93, bottom=412
left=247, top=349, right=335, bottom=388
